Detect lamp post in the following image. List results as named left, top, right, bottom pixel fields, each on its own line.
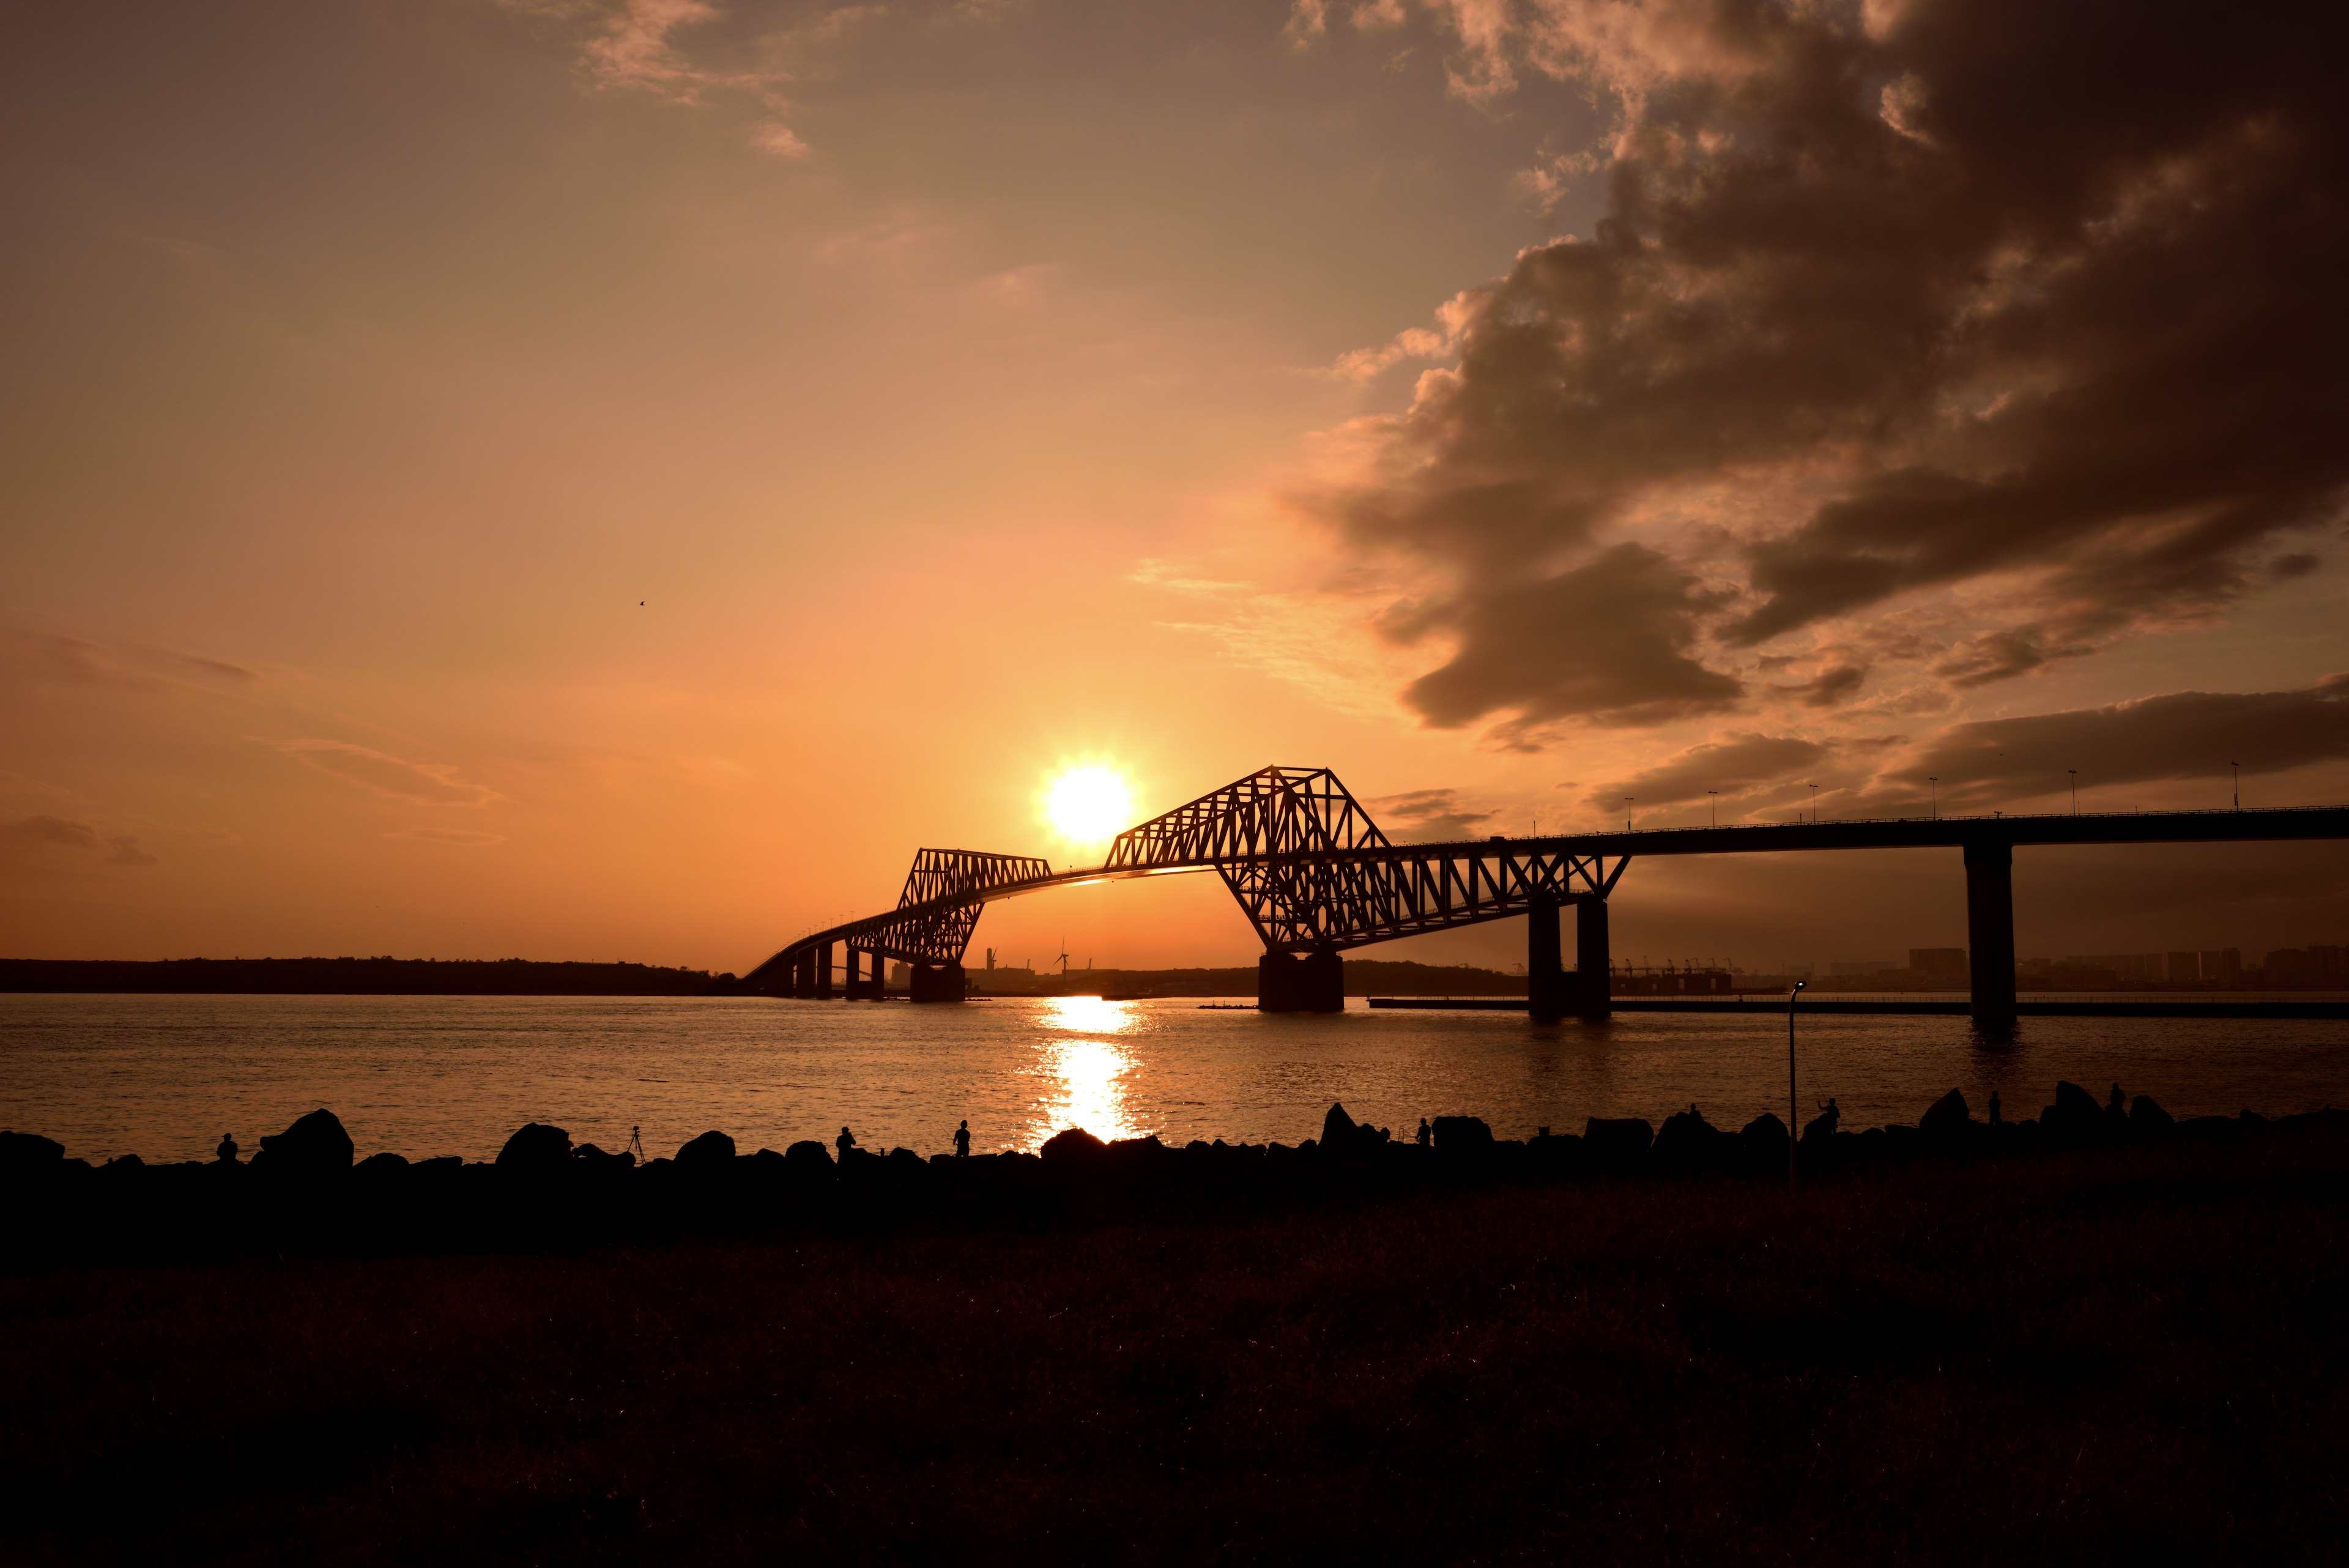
left=1787, top=979, right=1807, bottom=1186
left=1929, top=776, right=1937, bottom=820
left=1624, top=797, right=1635, bottom=831
left=1708, top=789, right=1718, bottom=828
left=2231, top=762, right=2240, bottom=811
left=1808, top=782, right=1820, bottom=822
left=2068, top=769, right=2077, bottom=814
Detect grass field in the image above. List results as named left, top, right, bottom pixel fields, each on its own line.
left=6, top=1134, right=2346, bottom=1564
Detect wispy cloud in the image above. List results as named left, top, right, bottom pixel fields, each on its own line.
left=276, top=741, right=501, bottom=808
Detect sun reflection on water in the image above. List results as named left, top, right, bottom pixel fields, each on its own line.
left=1030, top=997, right=1149, bottom=1145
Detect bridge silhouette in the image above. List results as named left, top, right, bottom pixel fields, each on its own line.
left=743, top=765, right=2349, bottom=1022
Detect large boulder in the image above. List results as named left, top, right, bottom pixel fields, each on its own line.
left=675, top=1129, right=737, bottom=1169
left=497, top=1123, right=573, bottom=1170
left=2131, top=1094, right=2175, bottom=1131
left=1319, top=1103, right=1390, bottom=1157
left=253, top=1109, right=354, bottom=1176
left=1652, top=1106, right=1729, bottom=1170
left=784, top=1140, right=834, bottom=1174
left=1431, top=1115, right=1494, bottom=1155
left=2040, top=1081, right=2103, bottom=1145
left=1919, top=1088, right=1975, bottom=1143
left=1040, top=1127, right=1107, bottom=1165
left=0, top=1131, right=65, bottom=1172
left=1738, top=1113, right=1790, bottom=1170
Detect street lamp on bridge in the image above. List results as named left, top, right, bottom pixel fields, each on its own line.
left=1787, top=979, right=1806, bottom=1187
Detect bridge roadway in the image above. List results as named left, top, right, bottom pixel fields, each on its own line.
left=742, top=764, right=2349, bottom=1024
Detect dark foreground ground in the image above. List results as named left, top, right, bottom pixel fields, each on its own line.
left=6, top=1123, right=2348, bottom=1566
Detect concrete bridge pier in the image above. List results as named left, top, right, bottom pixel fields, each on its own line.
left=1527, top=896, right=1567, bottom=1023
left=1575, top=896, right=1611, bottom=1019
left=910, top=962, right=964, bottom=1003
left=815, top=942, right=836, bottom=1000
left=790, top=951, right=815, bottom=997
left=1259, top=949, right=1343, bottom=1013
left=1964, top=841, right=2017, bottom=1022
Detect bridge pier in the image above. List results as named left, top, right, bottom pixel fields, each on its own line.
left=1576, top=896, right=1611, bottom=1019
left=1964, top=841, right=2017, bottom=1022
left=1528, top=896, right=1567, bottom=1023
left=1258, top=949, right=1343, bottom=1013
left=791, top=951, right=814, bottom=997
left=910, top=962, right=964, bottom=1003
left=816, top=942, right=835, bottom=1000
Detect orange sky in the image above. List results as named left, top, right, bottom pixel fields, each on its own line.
left=6, top=0, right=2347, bottom=975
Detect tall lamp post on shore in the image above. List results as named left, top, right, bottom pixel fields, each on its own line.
left=1787, top=979, right=1806, bottom=1186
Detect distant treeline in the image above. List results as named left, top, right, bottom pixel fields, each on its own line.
left=0, top=957, right=739, bottom=996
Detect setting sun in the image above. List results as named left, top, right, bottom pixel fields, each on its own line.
left=1042, top=765, right=1135, bottom=847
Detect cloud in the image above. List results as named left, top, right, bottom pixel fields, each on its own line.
left=385, top=827, right=507, bottom=847
left=2, top=816, right=100, bottom=851
left=1297, top=0, right=2349, bottom=730
left=1389, top=543, right=1742, bottom=737
left=1367, top=787, right=1496, bottom=842
left=2, top=628, right=262, bottom=698
left=1880, top=680, right=2349, bottom=810
left=277, top=741, right=501, bottom=807
left=1, top=816, right=158, bottom=869
left=1587, top=733, right=1830, bottom=812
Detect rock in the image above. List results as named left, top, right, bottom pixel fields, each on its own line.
left=1430, top=1115, right=1494, bottom=1154
left=0, top=1131, right=65, bottom=1171
left=1041, top=1127, right=1107, bottom=1164
left=2131, top=1094, right=2175, bottom=1130
left=356, top=1151, right=409, bottom=1173
left=1739, top=1112, right=1790, bottom=1167
left=253, top=1109, right=354, bottom=1176
left=573, top=1142, right=634, bottom=1169
left=1800, top=1104, right=1841, bottom=1145
left=497, top=1122, right=573, bottom=1170
left=1919, top=1088, right=1973, bottom=1140
left=784, top=1140, right=834, bottom=1172
left=1322, top=1102, right=1358, bottom=1145
left=1652, top=1107, right=1727, bottom=1170
left=1583, top=1117, right=1653, bottom=1169
left=2040, top=1081, right=2102, bottom=1145
left=675, top=1129, right=737, bottom=1169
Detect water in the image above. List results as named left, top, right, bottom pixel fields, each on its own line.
left=3, top=993, right=2346, bottom=1164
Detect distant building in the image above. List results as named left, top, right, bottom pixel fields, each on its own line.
left=1908, top=948, right=1967, bottom=983
left=1828, top=959, right=1899, bottom=976
left=2262, top=944, right=2344, bottom=985
left=2164, top=951, right=2200, bottom=984
left=2200, top=948, right=2242, bottom=986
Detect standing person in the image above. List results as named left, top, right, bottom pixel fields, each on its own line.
left=215, top=1132, right=239, bottom=1163
left=836, top=1126, right=857, bottom=1161
left=1987, top=1091, right=2003, bottom=1126
left=952, top=1120, right=971, bottom=1159
left=1415, top=1118, right=1432, bottom=1148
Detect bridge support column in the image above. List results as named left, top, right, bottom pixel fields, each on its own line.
left=1258, top=949, right=1343, bottom=1013
left=1965, top=841, right=2017, bottom=1023
left=816, top=942, right=835, bottom=1000
left=1528, top=895, right=1567, bottom=1024
left=1575, top=897, right=1611, bottom=1019
left=910, top=962, right=964, bottom=1003
left=792, top=951, right=814, bottom=998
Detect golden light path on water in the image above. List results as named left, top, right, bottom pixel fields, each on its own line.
left=1031, top=995, right=1150, bottom=1144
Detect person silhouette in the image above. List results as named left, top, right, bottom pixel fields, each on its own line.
left=2108, top=1083, right=2126, bottom=1112
left=1987, top=1090, right=2003, bottom=1126
left=952, top=1120, right=971, bottom=1158
left=836, top=1125, right=856, bottom=1160
left=1415, top=1117, right=1432, bottom=1148
left=215, top=1132, right=239, bottom=1163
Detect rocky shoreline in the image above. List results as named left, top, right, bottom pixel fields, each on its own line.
left=7, top=1083, right=2342, bottom=1265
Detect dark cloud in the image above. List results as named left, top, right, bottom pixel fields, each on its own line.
left=1392, top=543, right=1742, bottom=735
left=1367, top=787, right=1496, bottom=842
left=1589, top=732, right=1829, bottom=812
left=1313, top=0, right=2349, bottom=727
left=105, top=835, right=160, bottom=867
left=3, top=816, right=100, bottom=851
left=1785, top=664, right=1866, bottom=708
left=1885, top=681, right=2349, bottom=809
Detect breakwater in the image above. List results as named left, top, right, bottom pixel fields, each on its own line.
left=7, top=1084, right=2342, bottom=1265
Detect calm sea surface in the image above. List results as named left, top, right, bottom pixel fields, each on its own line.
left=4, top=993, right=2347, bottom=1164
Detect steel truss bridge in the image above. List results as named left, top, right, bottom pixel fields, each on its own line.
left=741, top=765, right=2349, bottom=1021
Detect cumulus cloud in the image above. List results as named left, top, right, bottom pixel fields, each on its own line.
left=1299, top=0, right=2349, bottom=736
left=1367, top=786, right=1496, bottom=841
left=277, top=741, right=501, bottom=807
left=1879, top=680, right=2349, bottom=811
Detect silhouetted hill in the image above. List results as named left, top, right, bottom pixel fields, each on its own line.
left=0, top=957, right=738, bottom=996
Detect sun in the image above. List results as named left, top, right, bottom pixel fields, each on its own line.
left=1041, top=764, right=1135, bottom=847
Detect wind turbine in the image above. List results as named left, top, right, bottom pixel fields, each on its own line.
left=1055, top=937, right=1072, bottom=979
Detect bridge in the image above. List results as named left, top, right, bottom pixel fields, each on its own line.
left=743, top=765, right=2349, bottom=1023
